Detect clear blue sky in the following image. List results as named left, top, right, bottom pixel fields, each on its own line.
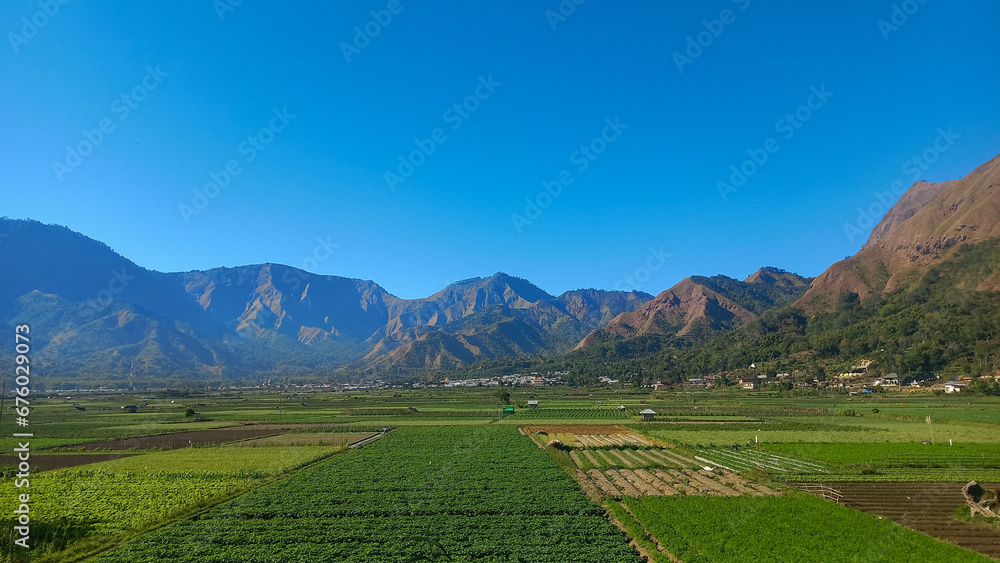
left=2, top=1, right=998, bottom=299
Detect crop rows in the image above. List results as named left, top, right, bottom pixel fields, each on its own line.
left=694, top=447, right=829, bottom=474
left=576, top=433, right=654, bottom=447
left=570, top=445, right=699, bottom=471
left=580, top=467, right=776, bottom=500
left=563, top=439, right=778, bottom=500
left=343, top=408, right=497, bottom=417
left=619, top=495, right=993, bottom=563
left=0, top=446, right=334, bottom=561
left=94, top=427, right=643, bottom=562
left=513, top=408, right=629, bottom=419
left=0, top=471, right=258, bottom=559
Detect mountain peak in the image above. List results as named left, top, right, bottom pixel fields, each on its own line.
left=799, top=151, right=1000, bottom=309
left=744, top=267, right=812, bottom=289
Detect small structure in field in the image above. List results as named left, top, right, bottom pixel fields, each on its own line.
left=944, top=382, right=966, bottom=394
left=502, top=406, right=515, bottom=415
left=122, top=405, right=138, bottom=413
left=640, top=408, right=656, bottom=421
left=527, top=400, right=539, bottom=409
left=963, top=481, right=999, bottom=518
left=546, top=439, right=566, bottom=450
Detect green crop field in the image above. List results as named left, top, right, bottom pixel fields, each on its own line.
left=91, top=427, right=643, bottom=562
left=0, top=446, right=337, bottom=561
left=619, top=495, right=994, bottom=562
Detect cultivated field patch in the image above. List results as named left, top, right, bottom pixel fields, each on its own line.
left=55, top=427, right=284, bottom=451
left=800, top=481, right=1000, bottom=560
left=0, top=446, right=335, bottom=561
left=695, top=447, right=829, bottom=474
left=580, top=467, right=776, bottom=499
left=91, top=427, right=643, bottom=562
left=619, top=495, right=995, bottom=563
left=235, top=432, right=378, bottom=447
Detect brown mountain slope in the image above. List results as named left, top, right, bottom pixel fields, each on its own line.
left=604, top=277, right=757, bottom=337
left=575, top=267, right=813, bottom=348
left=799, top=153, right=1000, bottom=309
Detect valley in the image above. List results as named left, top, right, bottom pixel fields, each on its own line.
left=0, top=386, right=996, bottom=562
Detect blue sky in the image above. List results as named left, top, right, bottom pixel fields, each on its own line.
left=2, top=1, right=998, bottom=299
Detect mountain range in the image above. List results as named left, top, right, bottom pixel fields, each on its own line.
left=0, top=221, right=655, bottom=385
left=2, top=151, right=998, bottom=386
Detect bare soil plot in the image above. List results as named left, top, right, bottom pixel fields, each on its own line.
left=722, top=472, right=777, bottom=495
left=656, top=469, right=700, bottom=496
left=633, top=469, right=680, bottom=496
left=0, top=453, right=137, bottom=472
left=605, top=469, right=644, bottom=497
left=618, top=469, right=662, bottom=496
left=687, top=469, right=740, bottom=496
left=523, top=424, right=633, bottom=435
left=576, top=465, right=775, bottom=499
left=56, top=427, right=283, bottom=451
left=237, top=432, right=377, bottom=447
left=587, top=469, right=623, bottom=498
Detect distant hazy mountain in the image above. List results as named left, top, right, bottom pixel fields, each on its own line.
left=0, top=219, right=650, bottom=383
left=576, top=267, right=812, bottom=348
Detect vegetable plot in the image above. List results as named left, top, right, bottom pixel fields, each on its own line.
left=94, top=426, right=643, bottom=563
left=621, top=495, right=994, bottom=563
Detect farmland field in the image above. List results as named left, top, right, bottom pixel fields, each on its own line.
left=0, top=446, right=337, bottom=561
left=1, top=387, right=997, bottom=562
left=805, top=481, right=1000, bottom=559
left=619, top=495, right=995, bottom=562
left=91, top=426, right=642, bottom=562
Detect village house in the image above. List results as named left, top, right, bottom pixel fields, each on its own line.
left=944, top=381, right=967, bottom=394
left=874, top=374, right=900, bottom=387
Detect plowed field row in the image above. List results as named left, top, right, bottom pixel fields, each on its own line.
left=582, top=467, right=777, bottom=499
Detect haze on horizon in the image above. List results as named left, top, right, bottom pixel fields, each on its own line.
left=2, top=0, right=998, bottom=299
